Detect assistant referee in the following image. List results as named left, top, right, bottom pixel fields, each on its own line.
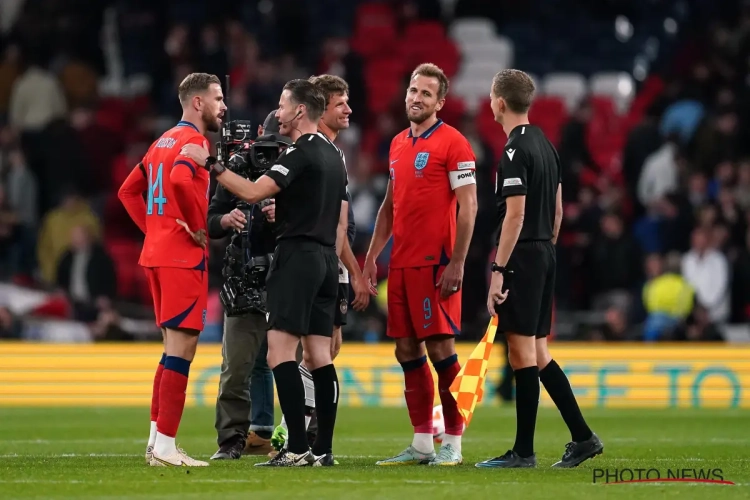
left=180, top=80, right=348, bottom=468
left=476, top=70, right=602, bottom=470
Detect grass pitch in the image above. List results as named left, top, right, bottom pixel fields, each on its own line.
left=0, top=406, right=748, bottom=499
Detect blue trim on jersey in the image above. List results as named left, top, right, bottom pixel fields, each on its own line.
left=439, top=302, right=461, bottom=336
left=177, top=120, right=199, bottom=132
left=161, top=297, right=198, bottom=329
left=193, top=257, right=206, bottom=271
left=174, top=159, right=196, bottom=176
left=407, top=118, right=444, bottom=142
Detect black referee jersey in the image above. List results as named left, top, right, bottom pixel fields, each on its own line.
left=495, top=124, right=561, bottom=242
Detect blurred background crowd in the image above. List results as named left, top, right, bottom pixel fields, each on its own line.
left=0, top=0, right=748, bottom=344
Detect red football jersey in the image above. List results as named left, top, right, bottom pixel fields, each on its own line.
left=137, top=121, right=210, bottom=270
left=388, top=119, right=477, bottom=268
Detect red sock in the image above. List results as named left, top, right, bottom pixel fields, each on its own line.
left=401, top=356, right=434, bottom=434
left=156, top=356, right=190, bottom=438
left=435, top=355, right=464, bottom=436
left=150, top=354, right=166, bottom=422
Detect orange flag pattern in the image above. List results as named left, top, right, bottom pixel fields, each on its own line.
left=449, top=316, right=498, bottom=427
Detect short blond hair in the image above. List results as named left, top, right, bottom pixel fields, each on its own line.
left=178, top=73, right=221, bottom=105
left=411, top=63, right=449, bottom=100
left=491, top=69, right=535, bottom=114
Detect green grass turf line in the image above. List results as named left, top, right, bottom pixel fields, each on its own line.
left=0, top=407, right=748, bottom=499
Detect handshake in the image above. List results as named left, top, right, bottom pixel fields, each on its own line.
left=221, top=200, right=276, bottom=231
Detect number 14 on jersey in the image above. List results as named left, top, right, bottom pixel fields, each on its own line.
left=147, top=162, right=167, bottom=215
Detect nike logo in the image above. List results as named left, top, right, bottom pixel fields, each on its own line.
left=423, top=323, right=432, bottom=329
left=390, top=159, right=399, bottom=164
left=506, top=149, right=515, bottom=161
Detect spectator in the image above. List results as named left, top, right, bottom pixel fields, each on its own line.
left=637, top=135, right=680, bottom=210
left=37, top=187, right=101, bottom=285
left=681, top=227, right=730, bottom=323
left=55, top=224, right=117, bottom=323
left=673, top=305, right=724, bottom=342
left=4, top=148, right=38, bottom=277
left=558, top=99, right=597, bottom=201
left=587, top=212, right=642, bottom=306
left=0, top=184, right=18, bottom=279
left=641, top=252, right=694, bottom=341
left=8, top=48, right=67, bottom=134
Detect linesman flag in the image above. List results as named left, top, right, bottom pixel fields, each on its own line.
left=449, top=316, right=498, bottom=427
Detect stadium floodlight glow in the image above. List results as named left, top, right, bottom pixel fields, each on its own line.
left=664, top=18, right=678, bottom=35
left=615, top=15, right=633, bottom=42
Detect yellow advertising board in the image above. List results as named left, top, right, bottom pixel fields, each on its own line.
left=0, top=342, right=748, bottom=408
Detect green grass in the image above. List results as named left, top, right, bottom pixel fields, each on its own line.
left=0, top=406, right=748, bottom=499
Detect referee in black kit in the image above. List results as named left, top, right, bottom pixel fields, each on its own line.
left=476, top=70, right=603, bottom=469
left=180, top=79, right=348, bottom=467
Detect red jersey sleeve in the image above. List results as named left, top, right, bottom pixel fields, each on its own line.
left=169, top=135, right=209, bottom=232
left=445, top=131, right=477, bottom=190
left=118, top=163, right=148, bottom=233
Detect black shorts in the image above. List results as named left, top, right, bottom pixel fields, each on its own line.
left=334, top=282, right=349, bottom=327
left=495, top=240, right=555, bottom=338
left=266, top=239, right=339, bottom=337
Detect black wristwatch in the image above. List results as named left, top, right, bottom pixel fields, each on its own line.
left=205, top=156, right=225, bottom=174
left=491, top=263, right=507, bottom=275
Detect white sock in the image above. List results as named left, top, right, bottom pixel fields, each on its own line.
left=280, top=416, right=288, bottom=431
left=411, top=433, right=434, bottom=454
left=147, top=421, right=157, bottom=447
left=305, top=415, right=311, bottom=430
left=442, top=434, right=462, bottom=454
left=154, top=432, right=177, bottom=457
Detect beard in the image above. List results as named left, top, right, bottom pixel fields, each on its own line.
left=202, top=108, right=220, bottom=133
left=406, top=106, right=432, bottom=124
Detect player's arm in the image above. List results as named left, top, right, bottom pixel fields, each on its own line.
left=552, top=184, right=563, bottom=245
left=336, top=199, right=348, bottom=259
left=117, top=162, right=148, bottom=234
left=364, top=177, right=394, bottom=266
left=552, top=149, right=563, bottom=245
left=170, top=150, right=207, bottom=234
left=494, top=147, right=528, bottom=268
left=447, top=141, right=479, bottom=265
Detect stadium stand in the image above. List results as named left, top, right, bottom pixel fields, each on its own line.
left=0, top=0, right=748, bottom=345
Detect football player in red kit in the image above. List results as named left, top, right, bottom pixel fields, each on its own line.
left=118, top=73, right=226, bottom=467
left=364, top=63, right=478, bottom=466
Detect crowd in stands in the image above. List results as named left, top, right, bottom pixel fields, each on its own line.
left=0, top=0, right=747, bottom=343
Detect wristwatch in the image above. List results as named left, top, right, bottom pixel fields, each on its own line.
left=491, top=263, right=507, bottom=275
left=205, top=156, right=225, bottom=175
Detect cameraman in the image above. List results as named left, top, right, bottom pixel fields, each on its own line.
left=209, top=111, right=281, bottom=460
left=181, top=79, right=348, bottom=467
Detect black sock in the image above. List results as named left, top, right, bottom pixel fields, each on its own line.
left=540, top=359, right=592, bottom=442
left=512, top=366, right=539, bottom=458
left=272, top=361, right=308, bottom=454
left=310, top=364, right=339, bottom=456
left=255, top=430, right=272, bottom=440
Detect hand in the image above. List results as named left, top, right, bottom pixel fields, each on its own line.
left=261, top=199, right=276, bottom=223
left=350, top=274, right=376, bottom=311
left=436, top=260, right=463, bottom=299
left=176, top=219, right=207, bottom=249
left=331, top=328, right=342, bottom=360
left=363, top=259, right=378, bottom=291
left=487, top=272, right=509, bottom=317
left=220, top=208, right=247, bottom=232
left=180, top=143, right=210, bottom=167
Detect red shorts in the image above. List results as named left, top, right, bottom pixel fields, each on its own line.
left=386, top=266, right=461, bottom=339
left=144, top=267, right=208, bottom=332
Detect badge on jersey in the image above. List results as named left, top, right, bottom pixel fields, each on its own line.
left=414, top=152, right=430, bottom=170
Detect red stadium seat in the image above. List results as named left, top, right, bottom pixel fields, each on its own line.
left=364, top=58, right=407, bottom=114
left=403, top=21, right=446, bottom=41
left=529, top=97, right=568, bottom=146
left=351, top=23, right=398, bottom=59
left=354, top=2, right=395, bottom=30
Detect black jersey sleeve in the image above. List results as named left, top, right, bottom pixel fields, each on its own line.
left=500, top=145, right=528, bottom=197
left=263, top=144, right=309, bottom=190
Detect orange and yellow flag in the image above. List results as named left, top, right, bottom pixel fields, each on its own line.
left=449, top=316, right=498, bottom=427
